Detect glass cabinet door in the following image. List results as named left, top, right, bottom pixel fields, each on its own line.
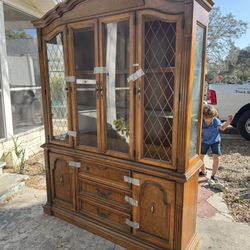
left=136, top=11, right=181, bottom=168
left=68, top=21, right=100, bottom=152
left=45, top=29, right=71, bottom=145
left=189, top=25, right=206, bottom=159
left=99, top=14, right=134, bottom=159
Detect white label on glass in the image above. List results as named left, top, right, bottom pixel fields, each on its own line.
left=127, top=69, right=145, bottom=82
left=94, top=67, right=107, bottom=74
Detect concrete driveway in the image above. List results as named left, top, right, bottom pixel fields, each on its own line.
left=0, top=184, right=249, bottom=250
left=0, top=187, right=125, bottom=250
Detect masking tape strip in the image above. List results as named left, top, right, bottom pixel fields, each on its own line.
left=127, top=68, right=145, bottom=82
left=94, top=67, right=107, bottom=74
left=65, top=76, right=76, bottom=82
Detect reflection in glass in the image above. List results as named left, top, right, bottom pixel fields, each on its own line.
left=46, top=33, right=69, bottom=142
left=104, top=21, right=130, bottom=153
left=0, top=94, right=5, bottom=139
left=74, top=28, right=97, bottom=148
left=5, top=26, right=43, bottom=134
left=189, top=25, right=205, bottom=158
left=10, top=89, right=43, bottom=134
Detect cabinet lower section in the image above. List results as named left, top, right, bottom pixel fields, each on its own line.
left=45, top=150, right=199, bottom=250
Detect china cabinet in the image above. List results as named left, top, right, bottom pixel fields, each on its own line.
left=33, top=0, right=213, bottom=249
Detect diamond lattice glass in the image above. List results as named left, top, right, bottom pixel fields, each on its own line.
left=143, top=19, right=176, bottom=162
left=47, top=33, right=68, bottom=142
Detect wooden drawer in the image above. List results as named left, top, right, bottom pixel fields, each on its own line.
left=78, top=178, right=131, bottom=211
left=78, top=198, right=131, bottom=233
left=78, top=160, right=131, bottom=190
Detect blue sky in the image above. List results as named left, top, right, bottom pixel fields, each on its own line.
left=214, top=0, right=250, bottom=49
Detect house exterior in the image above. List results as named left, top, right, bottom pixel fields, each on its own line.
left=0, top=0, right=62, bottom=162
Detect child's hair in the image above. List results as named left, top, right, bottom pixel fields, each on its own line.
left=203, top=105, right=218, bottom=118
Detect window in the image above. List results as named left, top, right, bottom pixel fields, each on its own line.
left=0, top=81, right=5, bottom=139
left=4, top=5, right=43, bottom=135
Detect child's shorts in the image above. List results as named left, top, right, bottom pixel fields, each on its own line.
left=201, top=142, right=221, bottom=156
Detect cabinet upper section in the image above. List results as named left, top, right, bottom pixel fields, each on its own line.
left=32, top=0, right=214, bottom=30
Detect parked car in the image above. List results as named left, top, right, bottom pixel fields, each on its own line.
left=206, top=81, right=250, bottom=140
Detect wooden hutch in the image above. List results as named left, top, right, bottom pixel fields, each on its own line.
left=33, top=0, right=213, bottom=249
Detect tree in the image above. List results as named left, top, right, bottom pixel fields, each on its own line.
left=5, top=29, right=32, bottom=39
left=236, top=46, right=250, bottom=81
left=207, top=7, right=248, bottom=65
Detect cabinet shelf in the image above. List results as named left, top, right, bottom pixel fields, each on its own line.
left=145, top=110, right=173, bottom=119
left=144, top=67, right=175, bottom=74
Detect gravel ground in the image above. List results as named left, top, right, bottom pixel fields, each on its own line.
left=219, top=138, right=250, bottom=224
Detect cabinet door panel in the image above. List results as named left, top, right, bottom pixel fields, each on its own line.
left=136, top=11, right=182, bottom=169
left=50, top=153, right=76, bottom=210
left=99, top=13, right=135, bottom=159
left=44, top=27, right=72, bottom=146
left=132, top=173, right=175, bottom=249
left=68, top=20, right=101, bottom=152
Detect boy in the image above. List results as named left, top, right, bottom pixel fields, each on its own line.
left=199, top=105, right=233, bottom=182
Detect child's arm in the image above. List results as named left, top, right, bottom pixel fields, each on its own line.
left=219, top=115, right=233, bottom=131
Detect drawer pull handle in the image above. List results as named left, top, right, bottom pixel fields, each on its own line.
left=125, top=219, right=139, bottom=229
left=151, top=203, right=155, bottom=214
left=96, top=188, right=112, bottom=199
left=96, top=208, right=111, bottom=218
left=124, top=176, right=140, bottom=186
left=97, top=165, right=108, bottom=171
left=68, top=161, right=81, bottom=168
left=125, top=195, right=138, bottom=207
left=82, top=165, right=90, bottom=171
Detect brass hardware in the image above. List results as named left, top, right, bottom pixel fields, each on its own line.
left=124, top=176, right=140, bottom=186
left=151, top=203, right=155, bottom=214
left=96, top=207, right=111, bottom=218
left=125, top=195, right=138, bottom=207
left=59, top=176, right=63, bottom=185
left=96, top=188, right=112, bottom=199
left=138, top=82, right=141, bottom=99
left=125, top=219, right=139, bottom=229
left=83, top=165, right=90, bottom=171
left=100, top=85, right=103, bottom=96
left=97, top=165, right=108, bottom=171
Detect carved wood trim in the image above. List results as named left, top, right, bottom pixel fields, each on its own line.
left=195, top=0, right=214, bottom=11
left=32, top=0, right=145, bottom=28
left=174, top=205, right=183, bottom=250
left=140, top=181, right=168, bottom=205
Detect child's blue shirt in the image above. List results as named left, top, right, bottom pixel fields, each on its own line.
left=202, top=117, right=222, bottom=145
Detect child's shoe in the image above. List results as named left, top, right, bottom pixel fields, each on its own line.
left=210, top=175, right=218, bottom=182
left=209, top=176, right=225, bottom=191
left=199, top=171, right=207, bottom=177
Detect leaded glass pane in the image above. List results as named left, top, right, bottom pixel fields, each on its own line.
left=46, top=33, right=68, bottom=142
left=143, top=19, right=176, bottom=162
